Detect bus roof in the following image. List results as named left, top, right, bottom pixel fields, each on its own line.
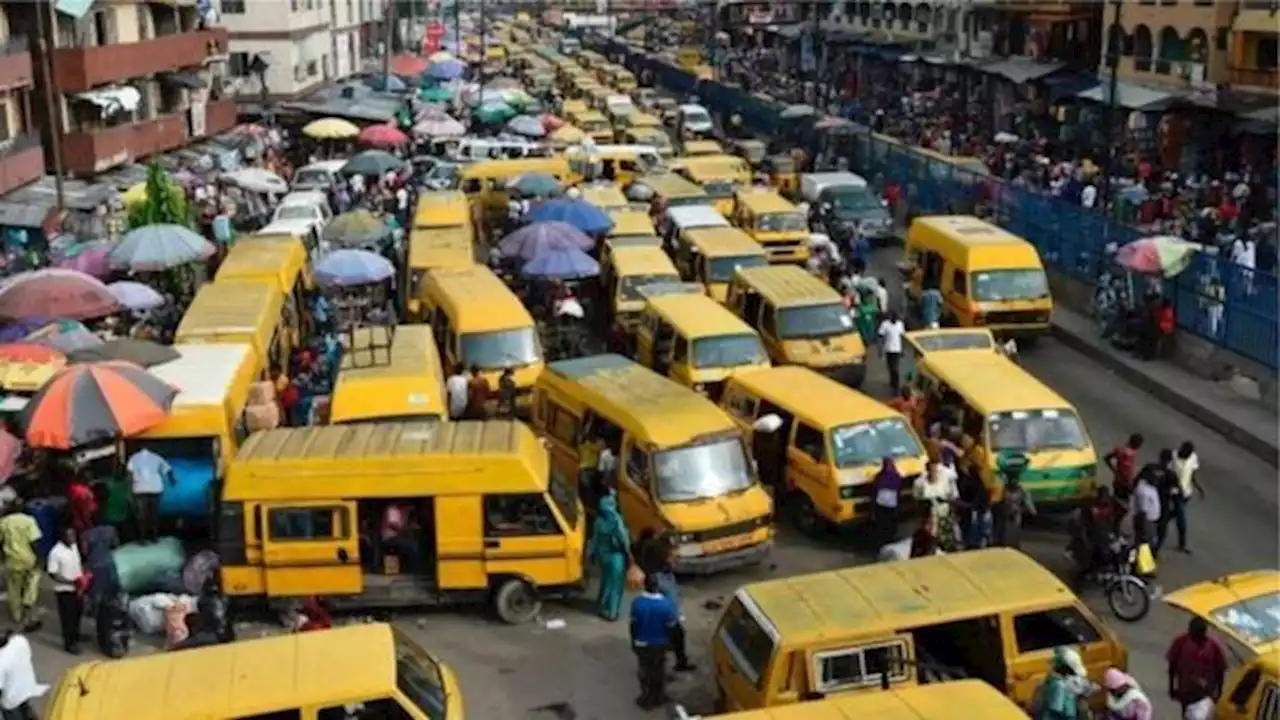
left=226, top=421, right=546, bottom=500
left=607, top=209, right=657, bottom=238
left=910, top=215, right=1041, bottom=270
left=545, top=354, right=737, bottom=447
left=176, top=281, right=284, bottom=347
left=148, top=344, right=255, bottom=408
left=425, top=266, right=534, bottom=332
left=685, top=227, right=765, bottom=256
left=695, top=680, right=1027, bottom=719
left=737, top=190, right=799, bottom=213
left=921, top=352, right=1071, bottom=415
left=741, top=548, right=1074, bottom=646
left=412, top=191, right=470, bottom=227
left=645, top=294, right=758, bottom=338
left=734, top=265, right=840, bottom=308
left=727, top=367, right=901, bottom=428
left=577, top=184, right=629, bottom=210
left=609, top=246, right=680, bottom=275
left=49, top=624, right=407, bottom=720
left=339, top=325, right=440, bottom=377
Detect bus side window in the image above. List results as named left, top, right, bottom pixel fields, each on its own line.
left=1227, top=667, right=1262, bottom=710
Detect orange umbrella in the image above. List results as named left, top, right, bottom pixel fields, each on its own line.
left=20, top=361, right=177, bottom=449
left=0, top=343, right=64, bottom=365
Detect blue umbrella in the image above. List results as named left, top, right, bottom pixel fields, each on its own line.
left=364, top=74, right=408, bottom=92
left=506, top=114, right=546, bottom=138
left=314, top=249, right=396, bottom=287
left=523, top=247, right=600, bottom=279
left=110, top=224, right=215, bottom=271
left=499, top=222, right=594, bottom=260
left=527, top=199, right=615, bottom=236
left=426, top=58, right=466, bottom=80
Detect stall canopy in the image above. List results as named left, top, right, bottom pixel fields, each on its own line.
left=979, top=57, right=1065, bottom=83
left=1077, top=81, right=1176, bottom=111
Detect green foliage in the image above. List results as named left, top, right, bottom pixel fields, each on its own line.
left=126, top=162, right=192, bottom=230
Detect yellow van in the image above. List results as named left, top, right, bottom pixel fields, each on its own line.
left=214, top=235, right=311, bottom=333
left=46, top=624, right=465, bottom=720
left=219, top=421, right=584, bottom=623
left=578, top=183, right=630, bottom=212
left=676, top=227, right=768, bottom=302
left=131, top=343, right=257, bottom=522
left=534, top=354, right=773, bottom=573
left=330, top=326, right=447, bottom=424
left=614, top=68, right=638, bottom=92
left=734, top=190, right=810, bottom=265
left=422, top=266, right=544, bottom=411
left=719, top=366, right=926, bottom=532
left=639, top=172, right=710, bottom=209
left=459, top=157, right=572, bottom=220
left=606, top=209, right=661, bottom=249
left=725, top=266, right=867, bottom=387
left=625, top=127, right=675, bottom=157
left=635, top=293, right=770, bottom=399
left=564, top=144, right=665, bottom=187
left=683, top=139, right=726, bottom=157
left=909, top=349, right=1096, bottom=504
left=573, top=109, right=614, bottom=143
left=904, top=215, right=1052, bottom=337
left=677, top=680, right=1029, bottom=719
left=176, top=280, right=290, bottom=379
left=602, top=245, right=683, bottom=331
left=405, top=228, right=476, bottom=321
left=1164, top=571, right=1280, bottom=720
left=680, top=157, right=751, bottom=216
left=711, top=548, right=1127, bottom=712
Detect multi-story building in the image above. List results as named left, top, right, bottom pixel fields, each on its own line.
left=1228, top=0, right=1279, bottom=93
left=0, top=6, right=43, bottom=197
left=10, top=1, right=233, bottom=179
left=1101, top=0, right=1235, bottom=92
left=224, top=0, right=385, bottom=100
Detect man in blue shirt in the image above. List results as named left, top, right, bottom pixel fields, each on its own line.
left=629, top=573, right=678, bottom=710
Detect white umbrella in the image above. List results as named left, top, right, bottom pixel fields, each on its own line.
left=222, top=168, right=288, bottom=194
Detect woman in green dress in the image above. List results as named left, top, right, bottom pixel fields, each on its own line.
left=587, top=492, right=631, bottom=621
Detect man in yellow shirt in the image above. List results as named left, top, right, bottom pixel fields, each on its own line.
left=0, top=500, right=42, bottom=629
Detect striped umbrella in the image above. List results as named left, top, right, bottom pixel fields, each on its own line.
left=20, top=361, right=178, bottom=449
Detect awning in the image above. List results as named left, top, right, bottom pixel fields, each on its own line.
left=979, top=57, right=1064, bottom=83
left=74, top=87, right=142, bottom=116
left=1044, top=72, right=1101, bottom=101
left=0, top=201, right=51, bottom=229
left=161, top=71, right=206, bottom=89
left=1077, top=81, right=1176, bottom=111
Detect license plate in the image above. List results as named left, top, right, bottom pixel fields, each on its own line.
left=701, top=532, right=755, bottom=555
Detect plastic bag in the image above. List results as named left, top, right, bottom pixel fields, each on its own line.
left=127, top=593, right=176, bottom=635
left=114, top=537, right=185, bottom=594
left=1136, top=543, right=1157, bottom=576
left=164, top=598, right=193, bottom=648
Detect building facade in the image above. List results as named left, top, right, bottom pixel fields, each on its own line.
left=0, top=6, right=43, bottom=198
left=1228, top=1, right=1279, bottom=92
left=1102, top=0, right=1234, bottom=91
left=224, top=0, right=385, bottom=100
left=12, top=1, right=234, bottom=178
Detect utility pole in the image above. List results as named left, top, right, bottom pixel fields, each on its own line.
left=382, top=0, right=395, bottom=80
left=37, top=0, right=63, bottom=207
left=479, top=0, right=487, bottom=88
left=453, top=0, right=461, bottom=56
left=1100, top=0, right=1122, bottom=214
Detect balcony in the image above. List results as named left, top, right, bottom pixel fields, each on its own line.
left=0, top=37, right=33, bottom=90
left=53, top=28, right=229, bottom=94
left=60, top=114, right=188, bottom=177
left=0, top=135, right=44, bottom=196
left=1229, top=65, right=1280, bottom=90
left=203, top=99, right=237, bottom=137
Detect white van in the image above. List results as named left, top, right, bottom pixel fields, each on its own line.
left=663, top=205, right=729, bottom=246
left=290, top=160, right=345, bottom=193
left=678, top=104, right=714, bottom=136
left=451, top=137, right=553, bottom=162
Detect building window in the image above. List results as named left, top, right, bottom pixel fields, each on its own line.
left=1158, top=26, right=1187, bottom=62
left=306, top=60, right=318, bottom=77
left=1132, top=25, right=1153, bottom=70
left=291, top=0, right=299, bottom=10
left=229, top=52, right=251, bottom=77
left=1186, top=28, right=1209, bottom=63
left=1258, top=37, right=1279, bottom=70
left=0, top=103, right=11, bottom=142
left=294, top=64, right=305, bottom=83
left=222, top=0, right=246, bottom=12
left=1106, top=24, right=1129, bottom=58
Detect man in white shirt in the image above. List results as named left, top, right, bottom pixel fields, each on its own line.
left=1163, top=442, right=1202, bottom=554
left=872, top=278, right=890, bottom=315
left=446, top=364, right=469, bottom=420
left=1080, top=181, right=1098, bottom=209
left=395, top=186, right=410, bottom=213
left=127, top=448, right=173, bottom=542
left=0, top=631, right=46, bottom=718
left=878, top=311, right=907, bottom=393
left=47, top=528, right=83, bottom=654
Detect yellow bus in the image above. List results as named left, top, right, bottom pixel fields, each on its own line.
left=176, top=280, right=290, bottom=379
left=330, top=325, right=448, bottom=424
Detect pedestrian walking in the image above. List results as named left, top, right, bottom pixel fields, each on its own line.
left=870, top=457, right=904, bottom=549
left=1031, top=646, right=1093, bottom=720
left=587, top=492, right=631, bottom=621
left=0, top=631, right=47, bottom=720
left=632, top=530, right=695, bottom=672
left=1104, top=668, right=1153, bottom=720
left=1163, top=441, right=1203, bottom=554
left=47, top=527, right=84, bottom=654
left=629, top=573, right=678, bottom=710
left=1104, top=433, right=1144, bottom=501
left=1166, top=617, right=1227, bottom=715
left=993, top=473, right=1036, bottom=549
left=878, top=310, right=906, bottom=393
left=0, top=500, right=41, bottom=630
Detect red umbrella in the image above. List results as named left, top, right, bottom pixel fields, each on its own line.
left=540, top=113, right=564, bottom=131
left=358, top=123, right=410, bottom=149
left=20, top=361, right=178, bottom=449
left=388, top=54, right=428, bottom=76
left=0, top=429, right=20, bottom=483
left=0, top=269, right=120, bottom=321
left=0, top=343, right=64, bottom=365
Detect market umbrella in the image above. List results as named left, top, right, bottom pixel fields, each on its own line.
left=507, top=173, right=562, bottom=198
left=315, top=249, right=396, bottom=287
left=506, top=114, right=546, bottom=138
left=68, top=338, right=180, bottom=368
left=22, top=319, right=88, bottom=344
left=0, top=269, right=119, bottom=321
left=364, top=74, right=408, bottom=92
left=358, top=123, right=410, bottom=149
left=107, top=281, right=166, bottom=311
left=473, top=102, right=516, bottom=124
left=497, top=88, right=532, bottom=108
left=0, top=319, right=50, bottom=343
left=527, top=199, right=615, bottom=235
left=779, top=104, right=817, bottom=120
left=463, top=88, right=507, bottom=107
left=323, top=210, right=393, bottom=247
left=389, top=53, right=429, bottom=76
left=419, top=86, right=454, bottom=103
left=499, top=222, right=594, bottom=260
left=302, top=117, right=361, bottom=140
left=121, top=176, right=183, bottom=208
left=20, top=361, right=178, bottom=449
left=548, top=125, right=586, bottom=144
left=416, top=104, right=453, bottom=122
left=522, top=247, right=600, bottom=279
left=486, top=77, right=523, bottom=90
left=35, top=328, right=102, bottom=354
left=221, top=167, right=289, bottom=195
left=540, top=113, right=564, bottom=131
left=0, top=343, right=64, bottom=365
left=55, top=240, right=113, bottom=278
left=428, top=51, right=455, bottom=63
left=813, top=116, right=854, bottom=131
left=426, top=58, right=466, bottom=81
left=0, top=429, right=20, bottom=483
left=414, top=116, right=466, bottom=138
left=340, top=149, right=406, bottom=177
left=110, top=224, right=215, bottom=271
left=1115, top=236, right=1202, bottom=278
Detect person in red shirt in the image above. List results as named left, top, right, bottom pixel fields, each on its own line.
left=1166, top=617, right=1227, bottom=712
left=296, top=596, right=332, bottom=633
left=66, top=477, right=97, bottom=536
left=1104, top=433, right=1144, bottom=501
left=1156, top=299, right=1176, bottom=358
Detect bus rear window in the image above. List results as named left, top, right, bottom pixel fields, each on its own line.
left=717, top=598, right=776, bottom=689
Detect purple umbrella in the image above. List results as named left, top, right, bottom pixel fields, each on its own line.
left=0, top=318, right=50, bottom=343
left=55, top=241, right=113, bottom=278
left=498, top=222, right=594, bottom=261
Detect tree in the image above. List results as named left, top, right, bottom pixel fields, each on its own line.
left=126, top=162, right=191, bottom=230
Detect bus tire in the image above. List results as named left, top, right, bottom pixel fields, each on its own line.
left=494, top=578, right=542, bottom=625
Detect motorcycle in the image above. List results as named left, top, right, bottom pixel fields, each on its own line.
left=1072, top=534, right=1155, bottom=623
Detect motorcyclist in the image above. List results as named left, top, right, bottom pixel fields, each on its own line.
left=1069, top=486, right=1122, bottom=590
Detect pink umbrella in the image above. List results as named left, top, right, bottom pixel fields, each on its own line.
left=55, top=241, right=112, bottom=278
left=388, top=54, right=429, bottom=76
left=0, top=269, right=120, bottom=321
left=416, top=105, right=453, bottom=122
left=540, top=113, right=564, bottom=131
left=358, top=123, right=410, bottom=149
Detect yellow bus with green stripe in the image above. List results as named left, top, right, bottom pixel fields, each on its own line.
left=910, top=348, right=1096, bottom=505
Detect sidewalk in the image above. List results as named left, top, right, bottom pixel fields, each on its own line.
left=1051, top=308, right=1279, bottom=466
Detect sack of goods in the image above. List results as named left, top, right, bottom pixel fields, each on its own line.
left=248, top=380, right=277, bottom=405
left=245, top=401, right=281, bottom=432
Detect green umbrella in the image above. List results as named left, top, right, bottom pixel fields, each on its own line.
left=473, top=102, right=515, bottom=124
left=497, top=88, right=532, bottom=109
left=419, top=86, right=453, bottom=103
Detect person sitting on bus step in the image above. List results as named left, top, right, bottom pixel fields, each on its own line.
left=380, top=502, right=419, bottom=574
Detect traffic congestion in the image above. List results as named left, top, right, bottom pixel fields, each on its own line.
left=0, top=7, right=1272, bottom=720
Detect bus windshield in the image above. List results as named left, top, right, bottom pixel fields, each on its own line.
left=989, top=409, right=1088, bottom=453
left=653, top=437, right=753, bottom=502
left=459, top=328, right=541, bottom=369
left=777, top=303, right=854, bottom=340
